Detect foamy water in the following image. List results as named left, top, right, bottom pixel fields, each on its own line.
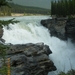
left=1, top=16, right=75, bottom=75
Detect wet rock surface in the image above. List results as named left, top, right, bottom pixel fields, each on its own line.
left=0, top=27, right=3, bottom=39
left=4, top=43, right=56, bottom=75
left=65, top=18, right=75, bottom=42
left=41, top=18, right=67, bottom=40
left=41, top=18, right=75, bottom=42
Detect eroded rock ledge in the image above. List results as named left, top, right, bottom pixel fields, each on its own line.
left=65, top=18, right=75, bottom=42
left=41, top=18, right=75, bottom=42
left=5, top=43, right=56, bottom=75
left=41, top=18, right=67, bottom=40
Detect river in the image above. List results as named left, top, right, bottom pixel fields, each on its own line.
left=0, top=16, right=75, bottom=75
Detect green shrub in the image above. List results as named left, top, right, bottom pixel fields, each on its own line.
left=0, top=44, right=9, bottom=75
left=0, top=66, right=8, bottom=75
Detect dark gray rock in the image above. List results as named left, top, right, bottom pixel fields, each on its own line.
left=0, top=27, right=3, bottom=38
left=41, top=18, right=75, bottom=42
left=5, top=43, right=56, bottom=75
left=65, top=18, right=75, bottom=42
left=0, top=27, right=5, bottom=43
left=41, top=18, right=67, bottom=40
left=0, top=59, right=3, bottom=68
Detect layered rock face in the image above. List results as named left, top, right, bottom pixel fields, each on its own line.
left=41, top=18, right=75, bottom=42
left=0, top=27, right=4, bottom=42
left=0, top=27, right=3, bottom=38
left=65, top=18, right=75, bottom=42
left=5, top=43, right=56, bottom=75
left=41, top=18, right=67, bottom=40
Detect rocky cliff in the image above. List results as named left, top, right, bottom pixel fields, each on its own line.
left=0, top=43, right=56, bottom=75
left=65, top=18, right=75, bottom=42
left=41, top=18, right=75, bottom=42
left=0, top=19, right=57, bottom=75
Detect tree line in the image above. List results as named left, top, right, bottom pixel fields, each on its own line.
left=51, top=0, right=75, bottom=17
left=0, top=0, right=12, bottom=16
left=9, top=3, right=50, bottom=15
left=0, top=0, right=12, bottom=7
left=0, top=0, right=50, bottom=16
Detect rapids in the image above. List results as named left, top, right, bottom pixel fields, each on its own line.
left=1, top=16, right=75, bottom=75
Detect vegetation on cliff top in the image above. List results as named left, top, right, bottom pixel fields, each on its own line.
left=51, top=0, right=75, bottom=17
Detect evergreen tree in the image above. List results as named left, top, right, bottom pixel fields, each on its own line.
left=57, top=0, right=61, bottom=16
left=0, top=0, right=12, bottom=7
left=72, top=0, right=75, bottom=15
left=63, top=0, right=67, bottom=16
left=54, top=0, right=57, bottom=16
left=51, top=0, right=55, bottom=15
left=51, top=1, right=53, bottom=15
left=51, top=0, right=75, bottom=17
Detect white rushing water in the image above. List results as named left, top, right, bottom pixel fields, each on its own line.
left=1, top=16, right=75, bottom=75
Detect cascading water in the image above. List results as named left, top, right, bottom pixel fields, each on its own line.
left=1, top=16, right=75, bottom=75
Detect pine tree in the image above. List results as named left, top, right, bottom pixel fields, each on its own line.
left=51, top=0, right=75, bottom=17
left=57, top=0, right=62, bottom=16
left=72, top=0, right=75, bottom=15
left=54, top=0, right=57, bottom=16
left=51, top=0, right=55, bottom=15
left=0, top=0, right=12, bottom=7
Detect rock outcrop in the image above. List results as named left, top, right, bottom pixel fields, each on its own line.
left=0, top=18, right=19, bottom=43
left=41, top=18, right=67, bottom=40
left=2, top=43, right=56, bottom=75
left=41, top=18, right=75, bottom=42
left=65, top=18, right=75, bottom=42
left=0, top=27, right=3, bottom=38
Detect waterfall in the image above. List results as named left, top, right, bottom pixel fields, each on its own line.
left=1, top=16, right=75, bottom=75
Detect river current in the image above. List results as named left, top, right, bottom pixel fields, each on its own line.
left=0, top=16, right=75, bottom=75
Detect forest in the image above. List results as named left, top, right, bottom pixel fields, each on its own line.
left=9, top=3, right=50, bottom=15
left=0, top=2, right=50, bottom=16
left=51, top=0, right=75, bottom=17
